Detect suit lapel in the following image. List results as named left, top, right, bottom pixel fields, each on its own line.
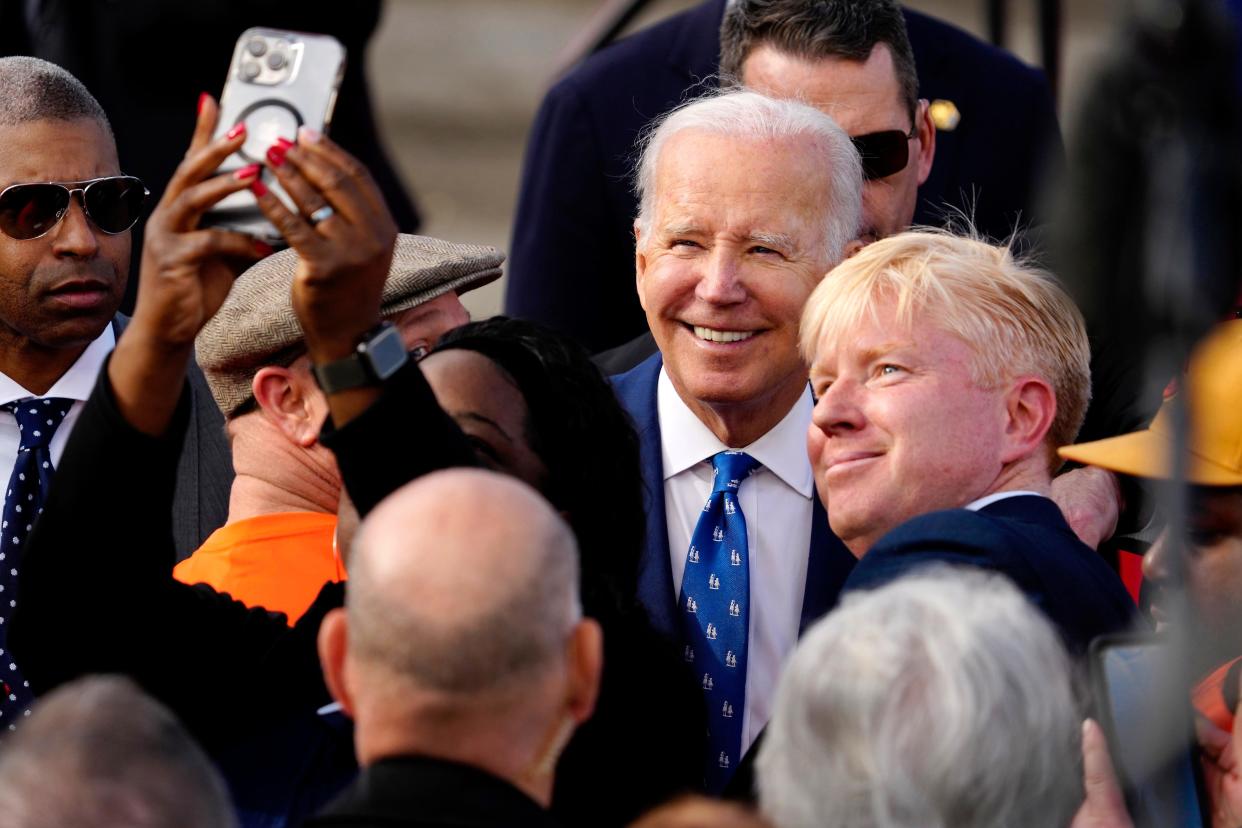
left=612, top=353, right=679, bottom=641
left=799, top=487, right=856, bottom=634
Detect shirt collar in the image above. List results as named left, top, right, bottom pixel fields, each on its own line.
left=964, top=490, right=1045, bottom=512
left=0, top=325, right=115, bottom=405
left=657, top=367, right=815, bottom=498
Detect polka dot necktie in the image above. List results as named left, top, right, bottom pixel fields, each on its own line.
left=678, top=450, right=760, bottom=793
left=0, top=398, right=72, bottom=730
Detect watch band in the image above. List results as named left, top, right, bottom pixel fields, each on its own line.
left=311, top=322, right=408, bottom=394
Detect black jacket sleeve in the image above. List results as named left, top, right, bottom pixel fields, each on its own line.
left=10, top=359, right=338, bottom=747
left=320, top=358, right=480, bottom=519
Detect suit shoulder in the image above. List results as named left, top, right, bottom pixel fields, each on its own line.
left=904, top=7, right=1050, bottom=89
left=873, top=507, right=1011, bottom=552
left=609, top=352, right=661, bottom=408
left=551, top=6, right=696, bottom=92
left=610, top=351, right=661, bottom=385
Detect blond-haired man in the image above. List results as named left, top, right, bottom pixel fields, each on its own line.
left=802, top=230, right=1136, bottom=653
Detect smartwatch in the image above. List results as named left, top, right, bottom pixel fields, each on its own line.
left=311, top=322, right=408, bottom=394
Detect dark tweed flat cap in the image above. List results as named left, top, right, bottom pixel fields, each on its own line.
left=197, top=234, right=504, bottom=415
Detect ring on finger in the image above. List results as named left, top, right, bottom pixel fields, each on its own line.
left=308, top=205, right=335, bottom=226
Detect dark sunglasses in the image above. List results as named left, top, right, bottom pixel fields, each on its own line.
left=851, top=127, right=918, bottom=181
left=0, top=175, right=149, bottom=241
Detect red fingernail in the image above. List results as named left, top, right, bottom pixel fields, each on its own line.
left=265, top=146, right=286, bottom=168
left=274, top=137, right=294, bottom=151
left=249, top=179, right=268, bottom=197
left=254, top=240, right=275, bottom=257
left=226, top=122, right=246, bottom=140
left=233, top=164, right=261, bottom=180
left=197, top=92, right=210, bottom=116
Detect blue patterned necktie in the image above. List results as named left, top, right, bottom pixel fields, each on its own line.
left=678, top=450, right=760, bottom=792
left=0, top=397, right=72, bottom=730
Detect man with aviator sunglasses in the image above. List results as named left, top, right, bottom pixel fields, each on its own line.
left=0, top=176, right=147, bottom=244
left=0, top=56, right=240, bottom=729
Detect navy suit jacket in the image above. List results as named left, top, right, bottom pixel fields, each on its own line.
left=844, top=494, right=1139, bottom=654
left=506, top=0, right=1064, bottom=353
left=610, top=352, right=856, bottom=646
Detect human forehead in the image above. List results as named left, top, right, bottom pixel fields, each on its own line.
left=1190, top=488, right=1242, bottom=529
left=810, top=302, right=971, bottom=371
left=741, top=43, right=910, bottom=135
left=0, top=118, right=119, bottom=186
left=386, top=292, right=468, bottom=345
left=651, top=129, right=832, bottom=230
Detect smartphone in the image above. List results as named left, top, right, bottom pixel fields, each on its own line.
left=202, top=28, right=346, bottom=244
left=1090, top=634, right=1209, bottom=828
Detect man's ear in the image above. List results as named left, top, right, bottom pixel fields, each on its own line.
left=843, top=238, right=865, bottom=259
left=565, top=618, right=603, bottom=725
left=317, top=608, right=357, bottom=718
left=253, top=365, right=319, bottom=448
left=999, top=377, right=1057, bottom=465
left=914, top=98, right=936, bottom=186
left=634, top=222, right=649, bottom=313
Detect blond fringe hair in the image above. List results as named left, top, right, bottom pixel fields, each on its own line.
left=799, top=230, right=1091, bottom=469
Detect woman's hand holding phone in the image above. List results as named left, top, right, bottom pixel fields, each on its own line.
left=249, top=126, right=397, bottom=365
left=111, top=93, right=270, bottom=437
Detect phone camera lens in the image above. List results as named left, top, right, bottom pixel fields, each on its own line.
left=266, top=52, right=287, bottom=70
left=240, top=61, right=261, bottom=81
left=246, top=38, right=267, bottom=57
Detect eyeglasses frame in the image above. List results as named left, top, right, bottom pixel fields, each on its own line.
left=0, top=175, right=150, bottom=241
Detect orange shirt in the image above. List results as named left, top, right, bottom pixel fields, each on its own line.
left=1195, top=656, right=1242, bottom=733
left=174, top=512, right=346, bottom=624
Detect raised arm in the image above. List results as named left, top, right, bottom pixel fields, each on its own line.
left=251, top=129, right=479, bottom=518
left=9, top=98, right=332, bottom=745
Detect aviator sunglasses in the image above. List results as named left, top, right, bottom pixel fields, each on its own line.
left=851, top=126, right=918, bottom=181
left=0, top=175, right=149, bottom=241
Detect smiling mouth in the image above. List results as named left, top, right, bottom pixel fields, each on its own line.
left=824, top=452, right=883, bottom=473
left=690, top=325, right=757, bottom=344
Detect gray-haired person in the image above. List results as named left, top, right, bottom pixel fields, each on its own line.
left=0, top=675, right=236, bottom=828
left=758, top=567, right=1082, bottom=828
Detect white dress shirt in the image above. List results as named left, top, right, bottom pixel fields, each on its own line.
left=963, top=490, right=1044, bottom=511
left=0, top=327, right=114, bottom=475
left=658, top=368, right=814, bottom=756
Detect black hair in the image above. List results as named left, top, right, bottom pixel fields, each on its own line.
left=433, top=317, right=644, bottom=621
left=720, top=0, right=919, bottom=123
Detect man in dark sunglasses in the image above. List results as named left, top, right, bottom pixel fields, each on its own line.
left=0, top=57, right=232, bottom=605
left=724, top=0, right=934, bottom=245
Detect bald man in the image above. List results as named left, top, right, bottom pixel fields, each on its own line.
left=312, top=469, right=604, bottom=828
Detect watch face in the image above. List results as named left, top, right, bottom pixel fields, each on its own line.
left=369, top=323, right=409, bottom=380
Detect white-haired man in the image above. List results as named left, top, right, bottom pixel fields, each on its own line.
left=312, top=469, right=602, bottom=827
left=801, top=230, right=1136, bottom=653
left=611, top=89, right=863, bottom=791
left=758, top=568, right=1083, bottom=828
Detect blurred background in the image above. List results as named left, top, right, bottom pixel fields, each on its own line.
left=367, top=0, right=1122, bottom=318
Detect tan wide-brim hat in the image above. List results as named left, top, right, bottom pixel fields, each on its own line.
left=197, top=234, right=504, bottom=415
left=1058, top=320, right=1242, bottom=486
